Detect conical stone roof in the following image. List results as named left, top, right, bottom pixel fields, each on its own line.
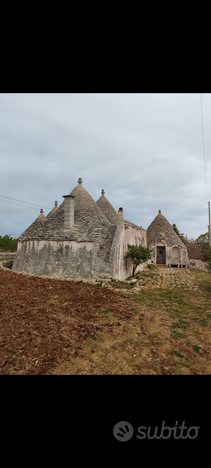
left=96, top=190, right=122, bottom=225
left=18, top=210, right=47, bottom=241
left=67, top=180, right=111, bottom=227
left=18, top=179, right=111, bottom=241
left=46, top=201, right=59, bottom=218
left=147, top=210, right=186, bottom=248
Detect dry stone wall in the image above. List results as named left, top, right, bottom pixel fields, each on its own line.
left=0, top=253, right=16, bottom=259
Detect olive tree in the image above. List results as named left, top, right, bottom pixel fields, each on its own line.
left=125, top=244, right=151, bottom=277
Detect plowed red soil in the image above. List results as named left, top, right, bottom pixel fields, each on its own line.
left=0, top=270, right=137, bottom=374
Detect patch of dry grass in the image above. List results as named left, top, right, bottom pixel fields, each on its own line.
left=52, top=269, right=211, bottom=375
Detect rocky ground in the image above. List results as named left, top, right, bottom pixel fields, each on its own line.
left=130, top=268, right=200, bottom=292
left=97, top=266, right=205, bottom=294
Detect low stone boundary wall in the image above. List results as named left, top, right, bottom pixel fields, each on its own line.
left=189, top=259, right=208, bottom=269
left=0, top=253, right=16, bottom=259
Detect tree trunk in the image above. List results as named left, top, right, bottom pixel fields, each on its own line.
left=133, top=265, right=137, bottom=277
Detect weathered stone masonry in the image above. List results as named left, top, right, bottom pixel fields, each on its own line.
left=12, top=180, right=189, bottom=279
left=13, top=179, right=148, bottom=280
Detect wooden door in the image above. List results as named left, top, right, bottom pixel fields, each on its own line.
left=157, top=246, right=165, bottom=264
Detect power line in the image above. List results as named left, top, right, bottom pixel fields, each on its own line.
left=200, top=94, right=211, bottom=243
left=0, top=194, right=51, bottom=209
left=0, top=198, right=40, bottom=209
left=200, top=93, right=208, bottom=202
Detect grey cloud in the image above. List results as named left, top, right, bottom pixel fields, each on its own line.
left=0, top=93, right=210, bottom=239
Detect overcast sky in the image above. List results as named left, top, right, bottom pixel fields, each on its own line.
left=0, top=93, right=210, bottom=240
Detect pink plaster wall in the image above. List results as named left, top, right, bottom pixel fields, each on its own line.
left=114, top=223, right=147, bottom=280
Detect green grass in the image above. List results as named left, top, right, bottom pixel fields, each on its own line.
left=106, top=312, right=114, bottom=318
left=111, top=280, right=135, bottom=290
left=120, top=337, right=134, bottom=348
left=173, top=350, right=184, bottom=358
left=199, top=318, right=209, bottom=327
left=172, top=320, right=190, bottom=330
left=88, top=334, right=99, bottom=341
left=147, top=264, right=156, bottom=270
left=171, top=330, right=187, bottom=339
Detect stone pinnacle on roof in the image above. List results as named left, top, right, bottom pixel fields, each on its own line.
left=46, top=201, right=59, bottom=218
left=158, top=210, right=161, bottom=214
left=40, top=209, right=44, bottom=214
left=78, top=178, right=82, bottom=184
left=96, top=191, right=122, bottom=225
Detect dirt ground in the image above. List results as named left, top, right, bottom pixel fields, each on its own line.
left=1, top=266, right=211, bottom=375
left=0, top=269, right=138, bottom=375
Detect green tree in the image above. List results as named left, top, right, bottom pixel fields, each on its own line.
left=196, top=232, right=208, bottom=244
left=0, top=235, right=17, bottom=252
left=172, top=224, right=184, bottom=239
left=125, top=244, right=151, bottom=277
left=196, top=232, right=209, bottom=260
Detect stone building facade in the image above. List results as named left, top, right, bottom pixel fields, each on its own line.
left=12, top=180, right=189, bottom=279
left=13, top=178, right=147, bottom=281
left=147, top=210, right=189, bottom=268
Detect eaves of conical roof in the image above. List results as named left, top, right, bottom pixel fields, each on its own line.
left=96, top=190, right=122, bottom=225
left=147, top=210, right=186, bottom=248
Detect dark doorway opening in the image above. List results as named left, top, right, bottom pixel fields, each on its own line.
left=156, top=246, right=166, bottom=264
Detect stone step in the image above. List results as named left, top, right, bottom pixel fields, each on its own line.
left=98, top=273, right=112, bottom=279
left=96, top=278, right=112, bottom=282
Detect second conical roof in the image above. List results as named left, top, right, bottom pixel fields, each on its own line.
left=96, top=191, right=122, bottom=225
left=18, top=211, right=47, bottom=241
left=68, top=181, right=111, bottom=227
left=147, top=210, right=186, bottom=248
